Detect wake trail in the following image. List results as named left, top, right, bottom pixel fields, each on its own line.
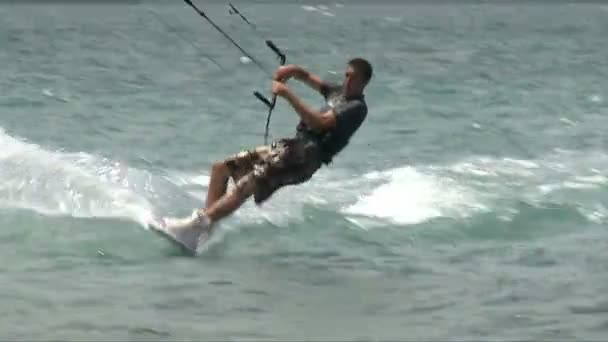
left=0, top=127, right=206, bottom=227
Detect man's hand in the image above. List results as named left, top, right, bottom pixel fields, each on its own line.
left=272, top=80, right=290, bottom=97
left=273, top=65, right=298, bottom=82
left=274, top=64, right=327, bottom=95
left=272, top=80, right=337, bottom=132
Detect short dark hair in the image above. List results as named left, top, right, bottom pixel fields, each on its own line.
left=348, top=58, right=373, bottom=85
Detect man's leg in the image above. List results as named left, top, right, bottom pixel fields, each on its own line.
left=204, top=162, right=231, bottom=209
left=204, top=146, right=270, bottom=209
left=158, top=171, right=256, bottom=251
left=201, top=139, right=322, bottom=222
left=160, top=140, right=319, bottom=252
left=201, top=172, right=257, bottom=224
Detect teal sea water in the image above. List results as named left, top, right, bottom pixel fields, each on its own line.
left=2, top=1, right=608, bottom=340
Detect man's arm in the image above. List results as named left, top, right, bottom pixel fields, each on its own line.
left=274, top=64, right=331, bottom=96
left=274, top=81, right=336, bottom=132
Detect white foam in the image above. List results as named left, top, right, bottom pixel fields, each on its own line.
left=448, top=157, right=539, bottom=178
left=163, top=171, right=210, bottom=189
left=163, top=172, right=210, bottom=204
left=0, top=128, right=156, bottom=226
left=300, top=5, right=335, bottom=17
left=541, top=174, right=608, bottom=193
left=579, top=204, right=608, bottom=224
left=344, top=167, right=484, bottom=225
left=575, top=175, right=608, bottom=184
left=559, top=117, right=577, bottom=126
left=301, top=5, right=318, bottom=12
left=440, top=151, right=608, bottom=222
left=589, top=94, right=603, bottom=103
left=42, top=88, right=70, bottom=103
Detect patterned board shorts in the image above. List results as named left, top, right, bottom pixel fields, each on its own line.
left=223, top=138, right=323, bottom=204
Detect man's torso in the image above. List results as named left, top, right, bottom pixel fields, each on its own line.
left=295, top=83, right=367, bottom=164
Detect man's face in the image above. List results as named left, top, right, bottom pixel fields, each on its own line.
left=342, top=64, right=358, bottom=92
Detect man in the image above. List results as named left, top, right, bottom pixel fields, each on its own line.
left=157, top=58, right=373, bottom=251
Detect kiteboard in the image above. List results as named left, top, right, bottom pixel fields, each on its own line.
left=147, top=217, right=211, bottom=256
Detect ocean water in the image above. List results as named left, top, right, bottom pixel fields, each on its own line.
left=2, top=1, right=608, bottom=340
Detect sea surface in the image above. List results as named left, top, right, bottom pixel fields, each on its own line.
left=1, top=1, right=608, bottom=340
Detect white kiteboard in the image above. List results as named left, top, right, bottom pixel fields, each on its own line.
left=147, top=217, right=211, bottom=256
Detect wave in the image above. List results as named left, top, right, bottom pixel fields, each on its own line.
left=343, top=150, right=608, bottom=228
left=1, top=127, right=607, bottom=240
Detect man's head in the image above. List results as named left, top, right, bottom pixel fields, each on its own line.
left=343, top=57, right=373, bottom=96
